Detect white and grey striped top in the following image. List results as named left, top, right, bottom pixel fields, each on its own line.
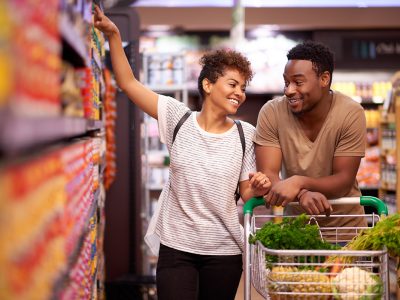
left=145, top=95, right=256, bottom=256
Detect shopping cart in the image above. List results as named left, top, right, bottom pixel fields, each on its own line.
left=243, top=196, right=389, bottom=300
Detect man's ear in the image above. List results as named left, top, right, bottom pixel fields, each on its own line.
left=202, top=78, right=212, bottom=94
left=320, top=71, right=331, bottom=88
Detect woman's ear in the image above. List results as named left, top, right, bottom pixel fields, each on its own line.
left=202, top=78, right=212, bottom=94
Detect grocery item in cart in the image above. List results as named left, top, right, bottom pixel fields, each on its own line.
left=243, top=196, right=390, bottom=300
left=332, top=267, right=383, bottom=299
left=267, top=266, right=332, bottom=299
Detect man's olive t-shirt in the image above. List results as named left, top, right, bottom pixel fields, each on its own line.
left=254, top=91, right=367, bottom=231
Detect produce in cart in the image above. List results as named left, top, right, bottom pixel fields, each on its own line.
left=331, top=267, right=383, bottom=300
left=250, top=214, right=339, bottom=299
left=249, top=214, right=339, bottom=262
left=267, top=266, right=332, bottom=299
left=243, top=197, right=391, bottom=300
left=249, top=212, right=389, bottom=299
left=327, top=213, right=400, bottom=287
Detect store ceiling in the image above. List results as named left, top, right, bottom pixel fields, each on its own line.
left=132, top=6, right=400, bottom=31
left=129, top=0, right=400, bottom=31
left=132, top=0, right=400, bottom=7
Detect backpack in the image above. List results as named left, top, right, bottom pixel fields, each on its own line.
left=172, top=111, right=245, bottom=203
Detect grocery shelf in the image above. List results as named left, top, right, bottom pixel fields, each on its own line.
left=60, top=13, right=90, bottom=67
left=87, top=119, right=104, bottom=131
left=0, top=113, right=102, bottom=155
left=0, top=1, right=110, bottom=299
left=92, top=47, right=103, bottom=70
left=56, top=194, right=98, bottom=298
left=378, top=74, right=400, bottom=256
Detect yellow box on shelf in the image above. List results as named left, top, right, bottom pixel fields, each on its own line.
left=0, top=2, right=12, bottom=107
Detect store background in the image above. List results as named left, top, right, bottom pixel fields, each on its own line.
left=107, top=0, right=400, bottom=299
left=0, top=0, right=400, bottom=299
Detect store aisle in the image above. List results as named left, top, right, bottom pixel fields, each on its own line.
left=235, top=274, right=264, bottom=300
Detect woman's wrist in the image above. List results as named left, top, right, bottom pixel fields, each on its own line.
left=105, top=26, right=120, bottom=38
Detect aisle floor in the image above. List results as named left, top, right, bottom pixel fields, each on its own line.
left=234, top=274, right=264, bottom=300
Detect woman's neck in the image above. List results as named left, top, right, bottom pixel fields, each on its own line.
left=197, top=109, right=234, bottom=133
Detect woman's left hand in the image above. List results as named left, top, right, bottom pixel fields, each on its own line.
left=248, top=172, right=271, bottom=197
left=93, top=5, right=119, bottom=37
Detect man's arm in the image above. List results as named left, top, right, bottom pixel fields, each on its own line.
left=262, top=155, right=361, bottom=207
left=255, top=145, right=282, bottom=185
left=291, top=156, right=360, bottom=216
left=255, top=145, right=283, bottom=208
left=299, top=155, right=361, bottom=199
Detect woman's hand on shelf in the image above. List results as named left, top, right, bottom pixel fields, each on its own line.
left=93, top=5, right=119, bottom=38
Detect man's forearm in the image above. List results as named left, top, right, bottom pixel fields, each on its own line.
left=296, top=174, right=354, bottom=199
left=261, top=170, right=280, bottom=187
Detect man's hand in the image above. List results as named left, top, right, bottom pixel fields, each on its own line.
left=264, top=176, right=302, bottom=207
left=298, top=191, right=332, bottom=216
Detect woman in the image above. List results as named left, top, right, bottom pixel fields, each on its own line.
left=94, top=6, right=270, bottom=300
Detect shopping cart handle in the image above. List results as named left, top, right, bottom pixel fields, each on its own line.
left=360, top=196, right=388, bottom=215
left=243, top=196, right=265, bottom=214
left=243, top=196, right=388, bottom=216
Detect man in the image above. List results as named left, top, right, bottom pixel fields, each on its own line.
left=254, top=40, right=366, bottom=229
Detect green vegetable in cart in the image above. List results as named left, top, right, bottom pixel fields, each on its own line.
left=340, top=213, right=400, bottom=287
left=343, top=213, right=400, bottom=256
left=249, top=214, right=337, bottom=251
left=249, top=214, right=339, bottom=267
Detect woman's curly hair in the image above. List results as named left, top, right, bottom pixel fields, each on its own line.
left=287, top=41, right=334, bottom=85
left=197, top=49, right=253, bottom=98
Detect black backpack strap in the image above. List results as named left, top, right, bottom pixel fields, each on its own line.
left=172, top=110, right=192, bottom=144
left=233, top=120, right=245, bottom=203
left=234, top=120, right=245, bottom=157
